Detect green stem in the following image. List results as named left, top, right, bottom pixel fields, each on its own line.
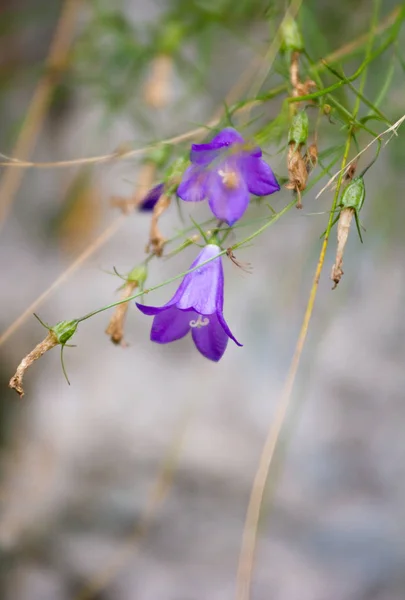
left=76, top=201, right=296, bottom=324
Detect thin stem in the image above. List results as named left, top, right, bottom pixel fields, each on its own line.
left=0, top=7, right=399, bottom=171
left=235, top=3, right=383, bottom=596
left=76, top=202, right=296, bottom=324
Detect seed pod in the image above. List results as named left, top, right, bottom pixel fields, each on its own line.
left=9, top=318, right=79, bottom=398
left=331, top=177, right=366, bottom=289
left=339, top=176, right=365, bottom=212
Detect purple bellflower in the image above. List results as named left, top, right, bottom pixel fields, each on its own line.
left=177, top=127, right=280, bottom=226
left=138, top=183, right=164, bottom=211
left=136, top=244, right=241, bottom=361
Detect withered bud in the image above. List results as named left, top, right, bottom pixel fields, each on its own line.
left=344, top=161, right=358, bottom=183
left=331, top=208, right=354, bottom=289
left=295, top=79, right=317, bottom=98
left=285, top=143, right=308, bottom=209
left=304, top=143, right=318, bottom=173
left=143, top=54, right=173, bottom=109
left=147, top=193, right=171, bottom=256
left=9, top=319, right=78, bottom=398
left=106, top=281, right=138, bottom=346
left=106, top=266, right=147, bottom=346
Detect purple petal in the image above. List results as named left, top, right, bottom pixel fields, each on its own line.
left=174, top=244, right=223, bottom=314
left=191, top=313, right=229, bottom=361
left=138, top=183, right=164, bottom=212
left=191, top=128, right=245, bottom=165
left=241, top=156, right=280, bottom=196
left=206, top=170, right=250, bottom=226
left=216, top=311, right=242, bottom=347
left=136, top=302, right=165, bottom=316
left=191, top=128, right=262, bottom=164
left=150, top=305, right=191, bottom=343
left=177, top=165, right=208, bottom=202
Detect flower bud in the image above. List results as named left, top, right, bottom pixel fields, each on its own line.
left=281, top=14, right=304, bottom=53
left=288, top=110, right=309, bottom=148
left=340, top=177, right=365, bottom=212
left=127, top=264, right=148, bottom=284
left=51, top=320, right=78, bottom=345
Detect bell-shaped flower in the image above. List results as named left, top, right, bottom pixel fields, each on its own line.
left=136, top=244, right=241, bottom=361
left=177, top=127, right=280, bottom=225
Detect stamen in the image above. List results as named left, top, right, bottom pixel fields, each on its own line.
left=189, top=315, right=210, bottom=328
left=218, top=168, right=239, bottom=189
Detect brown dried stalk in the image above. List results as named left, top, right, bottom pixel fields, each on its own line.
left=289, top=51, right=316, bottom=101
left=0, top=0, right=81, bottom=229
left=331, top=207, right=354, bottom=289
left=147, top=193, right=171, bottom=256
left=105, top=280, right=138, bottom=346
left=143, top=54, right=173, bottom=109
left=9, top=331, right=58, bottom=398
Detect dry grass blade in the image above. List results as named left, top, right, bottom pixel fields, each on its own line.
left=0, top=216, right=126, bottom=348
left=235, top=242, right=326, bottom=600
left=0, top=0, right=82, bottom=228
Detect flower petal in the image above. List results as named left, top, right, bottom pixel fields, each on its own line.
left=242, top=156, right=280, bottom=196
left=175, top=244, right=223, bottom=314
left=150, top=305, right=191, bottom=343
left=191, top=313, right=229, bottom=361
left=216, top=311, right=243, bottom=346
left=177, top=165, right=208, bottom=202
left=190, top=127, right=246, bottom=166
left=138, top=183, right=164, bottom=211
left=206, top=171, right=250, bottom=226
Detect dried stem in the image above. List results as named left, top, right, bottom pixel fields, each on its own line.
left=9, top=332, right=58, bottom=398
left=143, top=54, right=173, bottom=108
left=147, top=193, right=172, bottom=256
left=0, top=0, right=81, bottom=228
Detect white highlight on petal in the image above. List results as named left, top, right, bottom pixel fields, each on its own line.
left=189, top=315, right=210, bottom=328
left=218, top=168, right=239, bottom=189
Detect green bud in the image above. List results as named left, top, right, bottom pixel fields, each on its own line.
left=145, top=144, right=171, bottom=168
left=340, top=177, right=365, bottom=212
left=51, top=320, right=78, bottom=345
left=127, top=264, right=148, bottom=284
left=281, top=15, right=304, bottom=53
left=288, top=110, right=309, bottom=147
left=159, top=21, right=184, bottom=54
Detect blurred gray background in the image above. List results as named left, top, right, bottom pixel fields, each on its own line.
left=1, top=0, right=405, bottom=598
